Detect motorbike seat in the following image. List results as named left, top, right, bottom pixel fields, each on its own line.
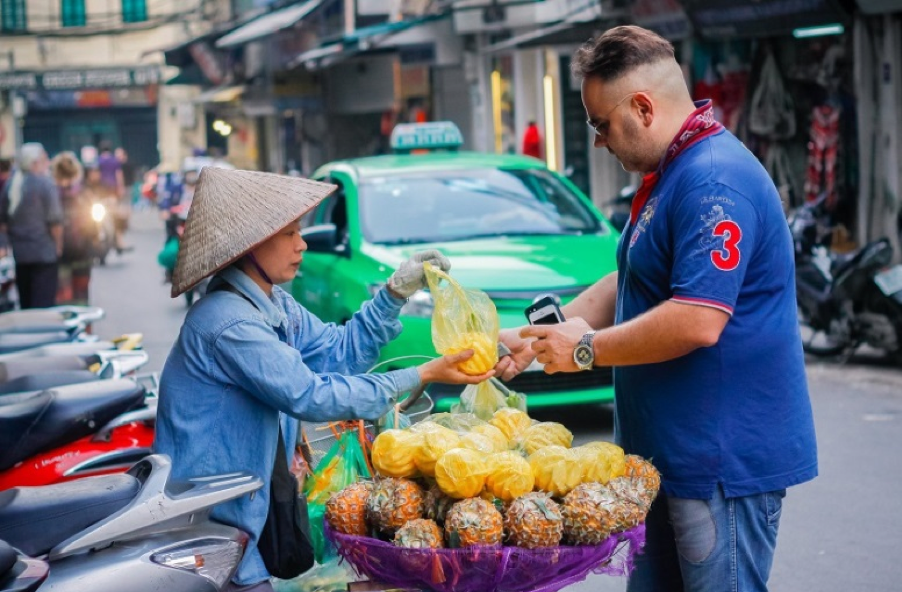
left=0, top=355, right=92, bottom=384
left=0, top=539, right=16, bottom=577
left=0, top=370, right=100, bottom=396
left=0, top=310, right=71, bottom=335
left=0, top=379, right=146, bottom=472
left=0, top=473, right=140, bottom=557
left=830, top=239, right=893, bottom=282
left=0, top=332, right=78, bottom=355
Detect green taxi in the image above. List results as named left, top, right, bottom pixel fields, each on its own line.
left=292, top=122, right=619, bottom=412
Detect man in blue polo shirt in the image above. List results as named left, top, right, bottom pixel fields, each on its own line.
left=496, top=26, right=817, bottom=592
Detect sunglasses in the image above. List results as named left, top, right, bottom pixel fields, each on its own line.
left=586, top=91, right=647, bottom=138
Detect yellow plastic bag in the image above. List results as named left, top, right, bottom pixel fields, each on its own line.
left=423, top=262, right=499, bottom=375
left=452, top=379, right=528, bottom=421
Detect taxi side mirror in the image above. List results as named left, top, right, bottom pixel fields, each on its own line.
left=302, top=224, right=338, bottom=254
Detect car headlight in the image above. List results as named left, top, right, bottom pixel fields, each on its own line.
left=400, top=289, right=434, bottom=318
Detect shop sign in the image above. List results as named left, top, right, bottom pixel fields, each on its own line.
left=399, top=44, right=436, bottom=66
left=188, top=42, right=226, bottom=86
left=0, top=66, right=161, bottom=91
left=681, top=0, right=849, bottom=38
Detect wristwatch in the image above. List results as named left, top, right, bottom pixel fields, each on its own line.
left=573, top=331, right=596, bottom=371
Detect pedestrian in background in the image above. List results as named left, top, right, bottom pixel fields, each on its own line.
left=98, top=142, right=130, bottom=253
left=0, top=143, right=63, bottom=308
left=521, top=120, right=543, bottom=159
left=51, top=152, right=95, bottom=305
left=496, top=25, right=817, bottom=592
left=0, top=158, right=11, bottom=202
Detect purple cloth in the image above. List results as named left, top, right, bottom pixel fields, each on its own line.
left=97, top=153, right=121, bottom=189
left=325, top=522, right=645, bottom=592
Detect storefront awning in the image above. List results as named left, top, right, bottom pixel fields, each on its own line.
left=290, top=13, right=447, bottom=70
left=194, top=85, right=245, bottom=104
left=681, top=0, right=851, bottom=39
left=482, top=18, right=606, bottom=54
left=216, top=0, right=324, bottom=49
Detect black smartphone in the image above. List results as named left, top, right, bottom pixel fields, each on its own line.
left=525, top=295, right=565, bottom=325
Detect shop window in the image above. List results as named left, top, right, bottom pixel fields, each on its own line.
left=0, top=0, right=26, bottom=32
left=122, top=0, right=146, bottom=23
left=61, top=0, right=85, bottom=27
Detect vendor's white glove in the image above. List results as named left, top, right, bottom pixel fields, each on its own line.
left=388, top=249, right=451, bottom=299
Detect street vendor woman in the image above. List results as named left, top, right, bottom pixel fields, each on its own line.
left=154, top=167, right=492, bottom=592
left=495, top=26, right=817, bottom=592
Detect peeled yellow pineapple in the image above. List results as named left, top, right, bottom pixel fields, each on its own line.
left=445, top=332, right=497, bottom=375
left=469, top=423, right=509, bottom=452
left=581, top=441, right=626, bottom=479
left=513, top=422, right=574, bottom=455
left=484, top=451, right=535, bottom=502
left=489, top=408, right=532, bottom=441
left=413, top=426, right=461, bottom=477
left=458, top=432, right=496, bottom=454
left=434, top=448, right=489, bottom=499
left=529, top=446, right=582, bottom=497
left=574, top=446, right=613, bottom=485
left=371, top=429, right=421, bottom=478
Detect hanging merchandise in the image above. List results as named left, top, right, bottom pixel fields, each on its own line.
left=803, top=104, right=841, bottom=209
left=764, top=144, right=798, bottom=212
left=748, top=50, right=796, bottom=140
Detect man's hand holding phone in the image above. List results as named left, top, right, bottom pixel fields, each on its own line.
left=495, top=295, right=568, bottom=381
left=520, top=317, right=594, bottom=374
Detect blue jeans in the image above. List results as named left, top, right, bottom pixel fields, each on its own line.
left=627, top=485, right=785, bottom=592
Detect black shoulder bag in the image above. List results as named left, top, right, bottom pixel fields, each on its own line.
left=257, top=426, right=315, bottom=579
left=212, top=284, right=315, bottom=579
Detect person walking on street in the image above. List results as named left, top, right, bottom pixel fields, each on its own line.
left=51, top=152, right=96, bottom=305
left=97, top=142, right=130, bottom=253
left=0, top=143, right=63, bottom=309
left=154, top=167, right=493, bottom=592
left=495, top=26, right=817, bottom=592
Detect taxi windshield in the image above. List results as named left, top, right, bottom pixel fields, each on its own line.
left=358, top=168, right=603, bottom=245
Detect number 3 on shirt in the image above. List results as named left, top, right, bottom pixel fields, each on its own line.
left=711, top=220, right=742, bottom=271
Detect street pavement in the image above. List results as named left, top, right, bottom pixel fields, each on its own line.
left=91, top=208, right=902, bottom=592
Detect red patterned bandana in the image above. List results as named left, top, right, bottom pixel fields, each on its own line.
left=629, top=100, right=723, bottom=226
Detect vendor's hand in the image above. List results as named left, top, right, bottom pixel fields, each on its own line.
left=418, top=350, right=495, bottom=385
left=387, top=249, right=450, bottom=299
left=519, top=317, right=593, bottom=374
left=494, top=327, right=538, bottom=381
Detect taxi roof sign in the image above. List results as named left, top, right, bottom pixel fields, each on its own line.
left=390, top=121, right=463, bottom=153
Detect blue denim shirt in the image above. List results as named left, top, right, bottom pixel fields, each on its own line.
left=153, top=265, right=420, bottom=585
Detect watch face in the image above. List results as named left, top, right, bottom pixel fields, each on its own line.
left=575, top=345, right=593, bottom=366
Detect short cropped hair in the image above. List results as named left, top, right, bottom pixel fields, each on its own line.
left=51, top=151, right=83, bottom=182
left=571, top=25, right=675, bottom=82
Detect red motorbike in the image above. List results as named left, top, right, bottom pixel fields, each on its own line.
left=0, top=378, right=155, bottom=490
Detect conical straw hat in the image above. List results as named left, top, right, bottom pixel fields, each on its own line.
left=171, top=167, right=336, bottom=297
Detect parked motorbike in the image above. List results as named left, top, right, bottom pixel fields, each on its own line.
left=790, top=195, right=902, bottom=360
left=0, top=306, right=104, bottom=335
left=90, top=199, right=117, bottom=266
left=0, top=333, right=142, bottom=362
left=0, top=454, right=262, bottom=592
left=0, top=538, right=48, bottom=592
left=0, top=255, right=16, bottom=314
left=0, top=378, right=157, bottom=489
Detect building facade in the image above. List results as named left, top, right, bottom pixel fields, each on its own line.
left=0, top=0, right=231, bottom=171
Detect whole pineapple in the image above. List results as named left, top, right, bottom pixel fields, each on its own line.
left=423, top=482, right=456, bottom=525
left=622, top=454, right=661, bottom=509
left=561, top=482, right=629, bottom=545
left=366, top=477, right=425, bottom=535
left=394, top=518, right=445, bottom=549
left=444, top=498, right=504, bottom=548
left=325, top=481, right=371, bottom=536
left=604, top=477, right=646, bottom=531
left=504, top=492, right=563, bottom=549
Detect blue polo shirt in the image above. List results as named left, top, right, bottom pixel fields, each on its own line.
left=613, top=128, right=818, bottom=499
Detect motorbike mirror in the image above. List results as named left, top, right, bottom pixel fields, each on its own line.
left=301, top=224, right=338, bottom=254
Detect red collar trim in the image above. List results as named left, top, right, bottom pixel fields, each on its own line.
left=629, top=100, right=723, bottom=225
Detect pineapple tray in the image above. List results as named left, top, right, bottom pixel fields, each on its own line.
left=321, top=407, right=660, bottom=592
